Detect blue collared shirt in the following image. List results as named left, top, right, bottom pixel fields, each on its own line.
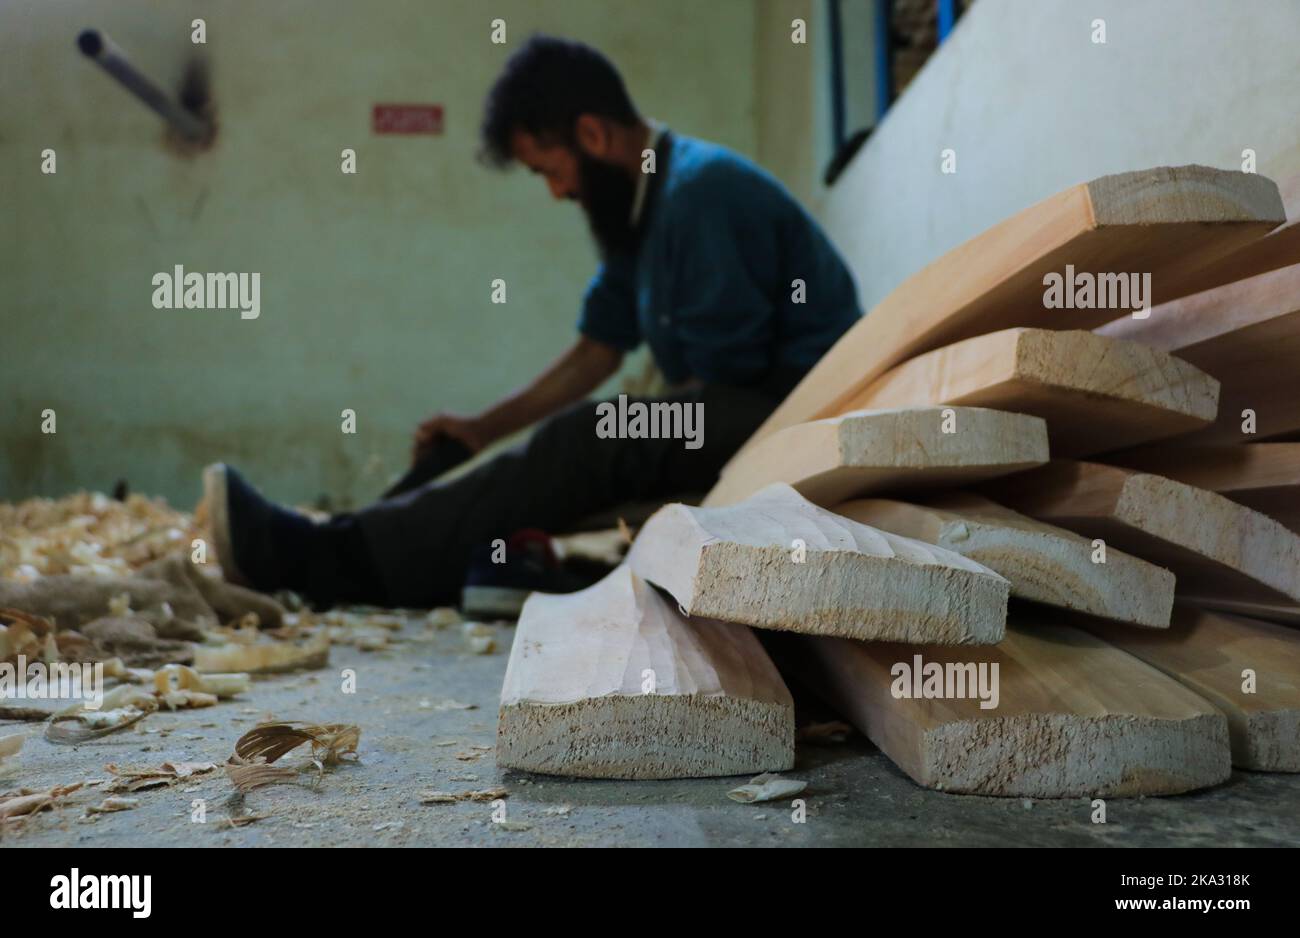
left=578, top=131, right=862, bottom=387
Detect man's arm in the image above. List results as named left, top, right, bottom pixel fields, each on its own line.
left=413, top=335, right=623, bottom=457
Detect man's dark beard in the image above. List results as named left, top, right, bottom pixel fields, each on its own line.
left=578, top=154, right=640, bottom=258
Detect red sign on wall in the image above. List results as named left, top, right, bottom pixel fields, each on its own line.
left=372, top=104, right=444, bottom=135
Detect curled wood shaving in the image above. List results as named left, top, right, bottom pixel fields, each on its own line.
left=419, top=787, right=507, bottom=804
left=224, top=760, right=299, bottom=794
left=192, top=631, right=329, bottom=674
left=157, top=689, right=219, bottom=711
left=106, top=761, right=218, bottom=793
left=86, top=795, right=139, bottom=815
left=46, top=685, right=159, bottom=745
left=726, top=773, right=807, bottom=804
left=0, top=782, right=83, bottom=821
left=222, top=812, right=267, bottom=827
left=234, top=721, right=360, bottom=766
left=154, top=663, right=250, bottom=698
left=0, top=607, right=58, bottom=665
left=45, top=707, right=151, bottom=745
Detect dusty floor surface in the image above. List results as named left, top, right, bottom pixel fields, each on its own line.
left=4, top=616, right=1299, bottom=848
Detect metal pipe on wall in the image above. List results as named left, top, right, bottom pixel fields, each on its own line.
left=76, top=28, right=211, bottom=142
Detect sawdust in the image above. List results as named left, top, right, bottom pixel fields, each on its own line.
left=0, top=782, right=83, bottom=822
left=85, top=795, right=139, bottom=815
left=0, top=491, right=199, bottom=581
left=105, top=761, right=218, bottom=793
left=462, top=621, right=497, bottom=655
left=419, top=787, right=507, bottom=804
left=192, top=631, right=329, bottom=674
left=0, top=607, right=58, bottom=664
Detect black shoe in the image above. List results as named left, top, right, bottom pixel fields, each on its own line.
left=461, top=529, right=595, bottom=619
left=203, top=463, right=305, bottom=592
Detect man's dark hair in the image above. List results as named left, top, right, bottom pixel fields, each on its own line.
left=480, top=34, right=639, bottom=167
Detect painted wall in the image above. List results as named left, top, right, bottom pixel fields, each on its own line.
left=1, top=0, right=758, bottom=507
left=758, top=0, right=1300, bottom=311
left=755, top=0, right=821, bottom=210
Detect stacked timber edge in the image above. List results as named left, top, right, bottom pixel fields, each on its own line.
left=725, top=164, right=1283, bottom=470
left=628, top=483, right=1010, bottom=645
left=705, top=405, right=1048, bottom=507
left=797, top=618, right=1231, bottom=797
left=983, top=461, right=1300, bottom=605
left=1087, top=606, right=1300, bottom=773
left=1096, top=263, right=1300, bottom=443
left=497, top=565, right=795, bottom=780
left=837, top=494, right=1175, bottom=627
left=840, top=327, right=1220, bottom=456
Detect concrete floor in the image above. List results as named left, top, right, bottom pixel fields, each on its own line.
left=5, top=616, right=1299, bottom=848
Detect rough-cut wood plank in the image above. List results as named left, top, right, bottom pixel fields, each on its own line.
left=837, top=494, right=1173, bottom=627
left=1149, top=172, right=1300, bottom=300
left=1097, top=264, right=1300, bottom=442
left=841, top=328, right=1219, bottom=456
left=496, top=565, right=794, bottom=780
left=628, top=484, right=1009, bottom=644
left=982, top=461, right=1300, bottom=604
left=797, top=619, right=1231, bottom=797
left=1108, top=443, right=1300, bottom=531
left=1087, top=606, right=1300, bottom=772
left=705, top=406, right=1047, bottom=508
left=726, top=166, right=1282, bottom=466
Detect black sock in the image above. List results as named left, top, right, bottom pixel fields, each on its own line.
left=270, top=512, right=388, bottom=608
left=266, top=508, right=318, bottom=593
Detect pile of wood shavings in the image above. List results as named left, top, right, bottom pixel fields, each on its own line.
left=0, top=491, right=201, bottom=582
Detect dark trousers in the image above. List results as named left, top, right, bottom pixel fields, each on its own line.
left=353, top=382, right=783, bottom=608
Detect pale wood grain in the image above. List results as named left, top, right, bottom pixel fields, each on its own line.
left=798, top=618, right=1230, bottom=797
left=723, top=166, right=1282, bottom=473
left=1109, top=443, right=1300, bottom=531
left=983, top=461, right=1300, bottom=605
left=837, top=493, right=1174, bottom=627
left=1086, top=606, right=1300, bottom=771
left=497, top=565, right=794, bottom=779
left=843, top=328, right=1219, bottom=456
left=705, top=406, right=1048, bottom=508
left=628, top=484, right=1009, bottom=644
left=1097, top=264, right=1300, bottom=443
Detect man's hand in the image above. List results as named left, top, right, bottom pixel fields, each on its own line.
left=411, top=337, right=623, bottom=464
left=413, top=412, right=490, bottom=460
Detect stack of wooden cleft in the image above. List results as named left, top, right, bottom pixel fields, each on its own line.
left=497, top=165, right=1300, bottom=796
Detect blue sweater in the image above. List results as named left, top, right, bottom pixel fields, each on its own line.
left=577, top=131, right=862, bottom=388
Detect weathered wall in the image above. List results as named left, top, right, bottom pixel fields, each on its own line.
left=758, top=0, right=1300, bottom=310
left=1, top=0, right=758, bottom=507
